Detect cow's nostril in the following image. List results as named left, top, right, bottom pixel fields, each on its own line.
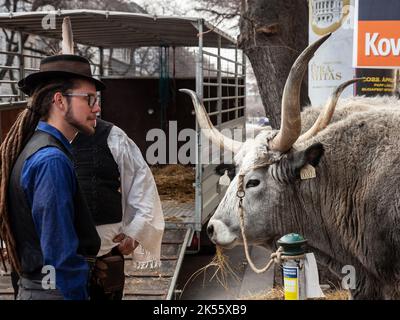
left=207, top=224, right=214, bottom=239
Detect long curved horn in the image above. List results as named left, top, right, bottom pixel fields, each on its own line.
left=179, top=89, right=243, bottom=154
left=296, top=78, right=362, bottom=143
left=269, top=33, right=331, bottom=152
left=62, top=17, right=74, bottom=54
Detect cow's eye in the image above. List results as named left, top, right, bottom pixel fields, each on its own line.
left=246, top=179, right=260, bottom=188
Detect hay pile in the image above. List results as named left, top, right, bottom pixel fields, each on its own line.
left=179, top=246, right=240, bottom=299
left=151, top=165, right=195, bottom=203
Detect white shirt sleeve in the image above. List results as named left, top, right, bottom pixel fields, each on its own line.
left=107, top=125, right=164, bottom=268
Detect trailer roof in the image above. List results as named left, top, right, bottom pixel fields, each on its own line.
left=0, top=10, right=237, bottom=48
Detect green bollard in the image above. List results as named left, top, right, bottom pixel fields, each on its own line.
left=277, top=233, right=307, bottom=300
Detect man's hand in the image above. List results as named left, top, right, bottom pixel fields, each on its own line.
left=112, top=233, right=139, bottom=255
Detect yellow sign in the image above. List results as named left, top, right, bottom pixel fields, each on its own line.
left=283, top=266, right=299, bottom=300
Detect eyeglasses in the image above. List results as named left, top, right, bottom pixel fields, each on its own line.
left=62, top=93, right=98, bottom=108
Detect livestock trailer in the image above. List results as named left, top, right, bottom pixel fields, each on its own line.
left=0, top=10, right=246, bottom=299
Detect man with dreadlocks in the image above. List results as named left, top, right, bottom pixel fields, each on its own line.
left=0, top=52, right=104, bottom=299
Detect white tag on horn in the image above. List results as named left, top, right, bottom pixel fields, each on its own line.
left=300, top=164, right=316, bottom=180
left=219, top=170, right=231, bottom=186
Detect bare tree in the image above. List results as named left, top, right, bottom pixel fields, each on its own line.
left=239, top=0, right=309, bottom=129
left=195, top=0, right=240, bottom=29
left=134, top=0, right=189, bottom=16
left=197, top=0, right=309, bottom=129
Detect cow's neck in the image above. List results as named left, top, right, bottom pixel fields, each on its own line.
left=285, top=163, right=354, bottom=277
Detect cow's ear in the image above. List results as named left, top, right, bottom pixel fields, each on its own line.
left=290, top=143, right=324, bottom=177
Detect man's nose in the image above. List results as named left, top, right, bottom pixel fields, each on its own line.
left=92, top=101, right=101, bottom=113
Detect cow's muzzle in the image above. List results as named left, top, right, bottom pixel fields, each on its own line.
left=206, top=219, right=238, bottom=248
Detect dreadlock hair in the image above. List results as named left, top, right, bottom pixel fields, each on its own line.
left=0, top=78, right=76, bottom=273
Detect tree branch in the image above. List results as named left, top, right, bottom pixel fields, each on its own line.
left=195, top=7, right=240, bottom=20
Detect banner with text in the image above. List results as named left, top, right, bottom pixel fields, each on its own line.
left=309, top=0, right=396, bottom=105
left=308, top=0, right=355, bottom=107
left=353, top=0, right=400, bottom=68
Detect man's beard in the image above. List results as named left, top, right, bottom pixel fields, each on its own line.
left=65, top=104, right=96, bottom=136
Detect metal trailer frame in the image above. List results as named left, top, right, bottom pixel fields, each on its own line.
left=0, top=10, right=246, bottom=299
left=194, top=21, right=246, bottom=235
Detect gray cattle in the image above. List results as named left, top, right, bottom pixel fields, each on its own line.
left=301, top=95, right=400, bottom=133
left=181, top=33, right=400, bottom=299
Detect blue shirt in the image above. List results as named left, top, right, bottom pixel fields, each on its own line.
left=21, top=121, right=89, bottom=300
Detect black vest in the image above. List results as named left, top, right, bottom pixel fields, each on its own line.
left=71, top=119, right=122, bottom=226
left=8, top=130, right=100, bottom=276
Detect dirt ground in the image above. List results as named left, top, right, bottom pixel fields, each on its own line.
left=150, top=164, right=195, bottom=203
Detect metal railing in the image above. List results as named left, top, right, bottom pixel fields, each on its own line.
left=201, top=47, right=246, bottom=126
left=0, top=47, right=102, bottom=108
left=195, top=25, right=247, bottom=231
left=0, top=40, right=44, bottom=106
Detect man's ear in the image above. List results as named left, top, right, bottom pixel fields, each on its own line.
left=290, top=143, right=324, bottom=178
left=53, top=92, right=65, bottom=111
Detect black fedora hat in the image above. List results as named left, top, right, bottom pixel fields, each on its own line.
left=18, top=54, right=106, bottom=96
